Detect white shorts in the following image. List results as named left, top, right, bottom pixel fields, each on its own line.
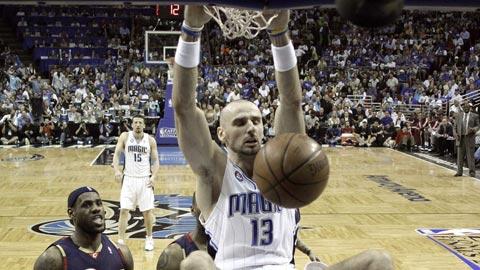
left=120, top=175, right=154, bottom=212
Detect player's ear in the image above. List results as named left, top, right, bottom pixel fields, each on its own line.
left=67, top=208, right=75, bottom=225
left=217, top=126, right=226, bottom=143
left=67, top=208, right=74, bottom=218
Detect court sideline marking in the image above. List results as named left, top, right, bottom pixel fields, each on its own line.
left=90, top=147, right=108, bottom=166
left=388, top=148, right=480, bottom=182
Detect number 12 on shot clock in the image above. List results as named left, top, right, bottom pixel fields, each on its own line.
left=170, top=4, right=180, bottom=16
left=155, top=4, right=183, bottom=18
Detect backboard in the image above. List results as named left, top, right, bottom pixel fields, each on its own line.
left=144, top=30, right=181, bottom=65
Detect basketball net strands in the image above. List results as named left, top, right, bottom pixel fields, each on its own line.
left=144, top=0, right=323, bottom=68
left=201, top=0, right=322, bottom=39
left=170, top=0, right=321, bottom=40
left=203, top=6, right=277, bottom=39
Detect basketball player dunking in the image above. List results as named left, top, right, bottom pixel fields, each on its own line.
left=173, top=5, right=393, bottom=270
left=113, top=114, right=159, bottom=251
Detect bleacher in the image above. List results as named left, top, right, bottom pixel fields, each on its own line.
left=1, top=5, right=155, bottom=74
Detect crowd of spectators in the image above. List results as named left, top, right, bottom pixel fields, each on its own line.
left=0, top=5, right=174, bottom=146
left=198, top=8, right=480, bottom=157
left=0, top=5, right=479, bottom=156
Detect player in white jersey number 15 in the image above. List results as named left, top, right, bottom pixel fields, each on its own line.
left=113, top=115, right=159, bottom=251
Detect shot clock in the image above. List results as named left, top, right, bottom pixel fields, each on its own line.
left=155, top=4, right=184, bottom=19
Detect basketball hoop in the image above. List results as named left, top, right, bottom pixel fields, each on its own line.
left=203, top=6, right=278, bottom=39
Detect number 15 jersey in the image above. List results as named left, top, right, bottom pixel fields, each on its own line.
left=203, top=159, right=299, bottom=270
left=124, top=131, right=151, bottom=177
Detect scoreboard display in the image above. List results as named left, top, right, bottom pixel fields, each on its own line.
left=155, top=4, right=184, bottom=19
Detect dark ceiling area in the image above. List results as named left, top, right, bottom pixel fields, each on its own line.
left=0, top=0, right=478, bottom=8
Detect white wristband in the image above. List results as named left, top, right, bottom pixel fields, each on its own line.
left=174, top=37, right=200, bottom=68
left=271, top=41, right=297, bottom=72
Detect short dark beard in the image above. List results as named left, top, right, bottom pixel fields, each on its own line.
left=87, top=225, right=105, bottom=234
left=88, top=225, right=106, bottom=234
left=240, top=148, right=259, bottom=156
left=79, top=220, right=106, bottom=234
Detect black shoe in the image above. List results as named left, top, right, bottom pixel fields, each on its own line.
left=469, top=172, right=476, bottom=177
left=454, top=173, right=463, bottom=177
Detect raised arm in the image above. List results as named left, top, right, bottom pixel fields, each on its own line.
left=266, top=11, right=305, bottom=135
left=172, top=6, right=226, bottom=215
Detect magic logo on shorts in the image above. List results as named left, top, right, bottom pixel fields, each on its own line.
left=416, top=228, right=480, bottom=269
left=30, top=194, right=196, bottom=239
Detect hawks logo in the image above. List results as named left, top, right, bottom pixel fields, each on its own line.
left=30, top=194, right=196, bottom=239
left=417, top=228, right=480, bottom=269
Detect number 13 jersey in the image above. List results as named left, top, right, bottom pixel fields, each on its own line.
left=203, top=159, right=299, bottom=270
left=124, top=131, right=151, bottom=177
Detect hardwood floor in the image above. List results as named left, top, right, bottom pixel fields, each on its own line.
left=0, top=146, right=479, bottom=269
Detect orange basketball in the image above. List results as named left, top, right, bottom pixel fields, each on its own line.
left=253, top=133, right=329, bottom=208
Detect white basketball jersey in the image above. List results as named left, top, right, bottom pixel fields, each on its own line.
left=203, top=159, right=299, bottom=270
left=124, top=131, right=151, bottom=177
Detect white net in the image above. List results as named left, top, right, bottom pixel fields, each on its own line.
left=204, top=6, right=278, bottom=39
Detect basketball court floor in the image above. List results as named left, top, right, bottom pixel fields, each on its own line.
left=0, top=146, right=479, bottom=269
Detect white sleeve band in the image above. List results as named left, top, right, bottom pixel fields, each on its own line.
left=174, top=37, right=200, bottom=68
left=271, top=41, right=297, bottom=72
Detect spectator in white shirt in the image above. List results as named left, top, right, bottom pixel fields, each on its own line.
left=386, top=73, right=399, bottom=91
left=259, top=82, right=270, bottom=98
left=75, top=84, right=88, bottom=100
left=449, top=98, right=461, bottom=116
left=226, top=89, right=240, bottom=103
